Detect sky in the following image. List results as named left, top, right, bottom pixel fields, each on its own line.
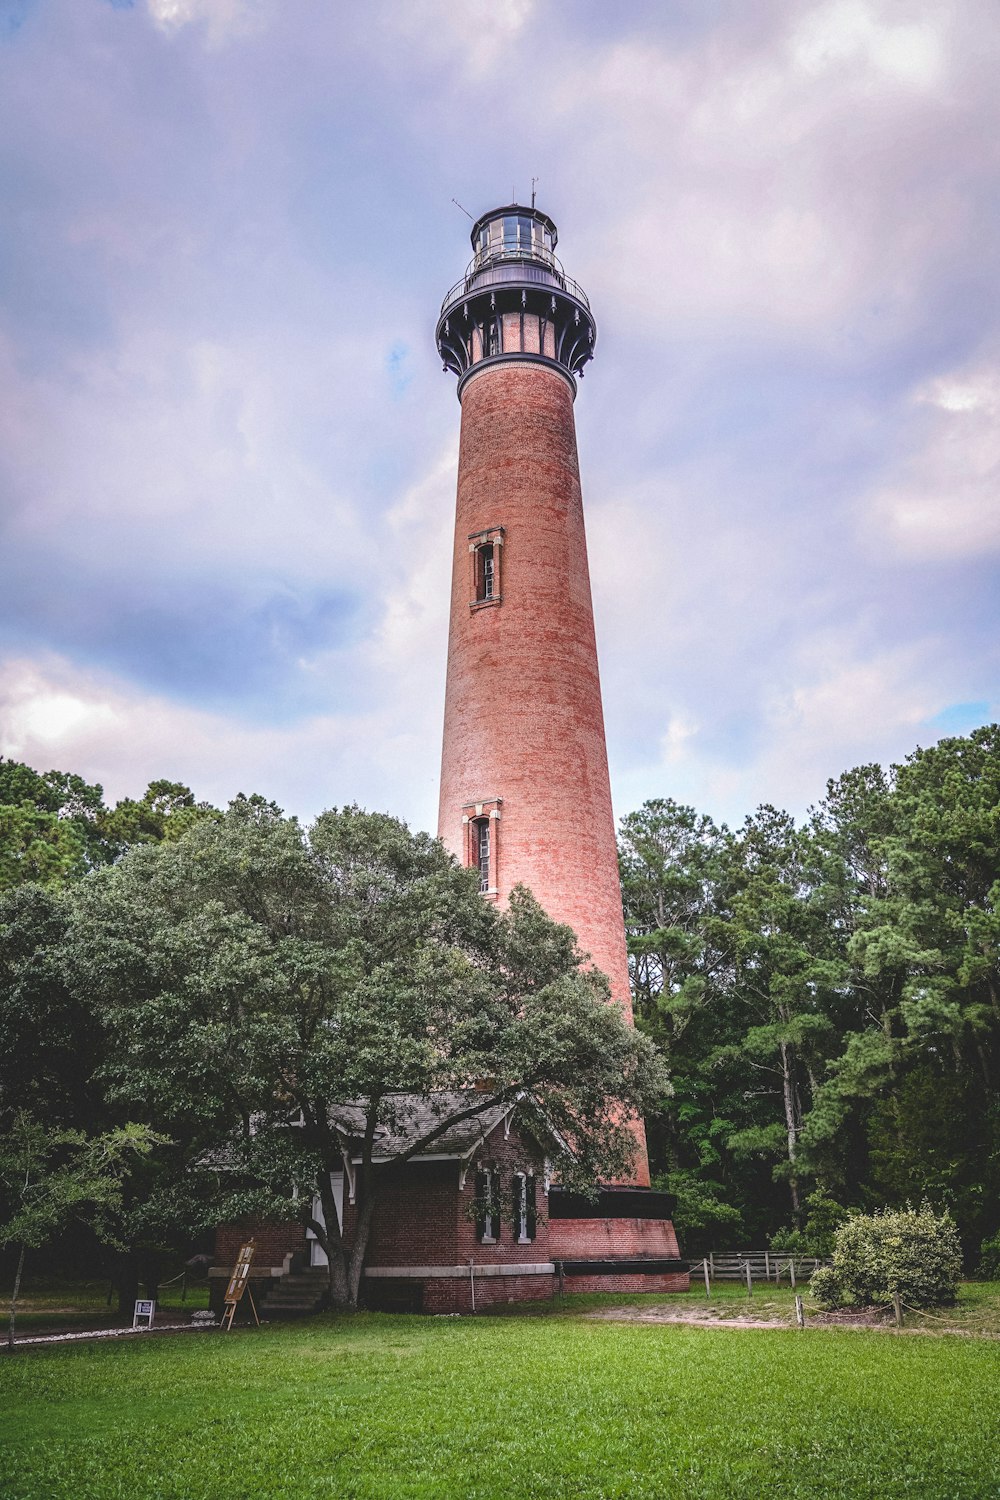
left=0, top=0, right=997, bottom=837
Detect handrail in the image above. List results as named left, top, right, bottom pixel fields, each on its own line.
left=439, top=258, right=591, bottom=321
left=470, top=242, right=562, bottom=276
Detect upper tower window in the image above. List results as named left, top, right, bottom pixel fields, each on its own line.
left=469, top=526, right=504, bottom=609
left=462, top=797, right=501, bottom=898
left=477, top=543, right=495, bottom=600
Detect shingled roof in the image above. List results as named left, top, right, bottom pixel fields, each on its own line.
left=329, top=1090, right=562, bottom=1163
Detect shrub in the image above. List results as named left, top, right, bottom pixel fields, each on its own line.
left=808, top=1203, right=962, bottom=1310
left=979, top=1232, right=1000, bottom=1280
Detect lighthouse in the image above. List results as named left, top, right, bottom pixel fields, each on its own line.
left=436, top=203, right=651, bottom=1188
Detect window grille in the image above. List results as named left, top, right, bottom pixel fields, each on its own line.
left=477, top=819, right=490, bottom=892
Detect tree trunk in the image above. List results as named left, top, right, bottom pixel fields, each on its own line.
left=346, top=1191, right=377, bottom=1308
left=779, top=1039, right=801, bottom=1219
left=8, top=1242, right=26, bottom=1351
left=116, top=1250, right=139, bottom=1319
left=314, top=1166, right=351, bottom=1308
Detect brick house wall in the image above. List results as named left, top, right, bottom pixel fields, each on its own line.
left=213, top=1113, right=688, bottom=1315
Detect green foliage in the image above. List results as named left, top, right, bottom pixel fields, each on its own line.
left=809, top=1204, right=963, bottom=1310
left=0, top=758, right=218, bottom=893
left=0, top=883, right=102, bottom=1130
left=66, top=798, right=665, bottom=1304
left=771, top=1191, right=849, bottom=1257
left=621, top=727, right=1000, bottom=1258
left=979, top=1233, right=1000, bottom=1279
left=0, top=1113, right=164, bottom=1344
left=0, top=1114, right=161, bottom=1254
left=654, top=1169, right=742, bottom=1254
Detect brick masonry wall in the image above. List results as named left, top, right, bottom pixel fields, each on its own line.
left=437, top=360, right=649, bottom=1185
left=563, top=1272, right=691, bottom=1296
left=548, top=1216, right=681, bottom=1260
left=215, top=1220, right=307, bottom=1270
left=362, top=1161, right=460, bottom=1267
left=423, top=1273, right=556, bottom=1314
left=361, top=1117, right=553, bottom=1270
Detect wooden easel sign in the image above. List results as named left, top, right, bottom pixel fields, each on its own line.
left=221, top=1241, right=260, bottom=1331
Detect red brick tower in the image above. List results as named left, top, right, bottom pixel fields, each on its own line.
left=436, top=204, right=650, bottom=1187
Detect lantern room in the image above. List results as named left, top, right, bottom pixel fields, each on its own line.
left=436, top=202, right=596, bottom=392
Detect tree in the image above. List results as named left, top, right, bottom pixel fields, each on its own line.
left=68, top=798, right=666, bottom=1307
left=0, top=1114, right=160, bottom=1348
left=619, top=728, right=1000, bottom=1257
left=0, top=758, right=218, bottom=893
left=0, top=883, right=108, bottom=1133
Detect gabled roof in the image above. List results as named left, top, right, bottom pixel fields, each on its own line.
left=329, top=1090, right=567, bottom=1164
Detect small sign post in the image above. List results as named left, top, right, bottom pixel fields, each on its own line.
left=132, top=1299, right=156, bottom=1330
left=221, top=1241, right=259, bottom=1332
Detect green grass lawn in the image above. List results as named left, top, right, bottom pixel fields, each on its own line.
left=3, top=1302, right=1000, bottom=1499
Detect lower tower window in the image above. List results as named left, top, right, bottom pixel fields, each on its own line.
left=474, top=818, right=490, bottom=892
left=462, top=798, right=501, bottom=897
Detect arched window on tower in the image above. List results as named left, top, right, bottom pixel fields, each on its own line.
left=462, top=798, right=501, bottom=897
left=468, top=526, right=504, bottom=610
left=474, top=817, right=490, bottom=893
left=476, top=542, right=495, bottom=601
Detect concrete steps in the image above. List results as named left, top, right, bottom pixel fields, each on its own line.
left=262, top=1268, right=329, bottom=1317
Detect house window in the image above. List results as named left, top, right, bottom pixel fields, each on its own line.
left=468, top=526, right=504, bottom=609
left=484, top=317, right=500, bottom=357
left=476, top=1166, right=500, bottom=1243
left=514, top=1172, right=537, bottom=1243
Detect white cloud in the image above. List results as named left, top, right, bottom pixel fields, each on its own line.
left=0, top=647, right=441, bottom=831
left=147, top=0, right=265, bottom=45
left=791, top=1, right=944, bottom=87
left=621, top=633, right=955, bottom=828
left=864, top=365, right=1000, bottom=560
left=551, top=4, right=963, bottom=340
left=387, top=0, right=535, bottom=75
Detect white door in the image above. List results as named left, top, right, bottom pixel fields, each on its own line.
left=306, top=1170, right=344, bottom=1267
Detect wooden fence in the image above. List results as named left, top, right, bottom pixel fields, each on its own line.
left=699, top=1251, right=827, bottom=1286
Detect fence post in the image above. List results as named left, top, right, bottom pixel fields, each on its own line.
left=703, top=1258, right=711, bottom=1299
left=789, top=1258, right=796, bottom=1289
left=893, top=1292, right=903, bottom=1327
left=764, top=1251, right=770, bottom=1282
left=744, top=1260, right=752, bottom=1298
left=709, top=1252, right=714, bottom=1281
left=795, top=1295, right=805, bottom=1328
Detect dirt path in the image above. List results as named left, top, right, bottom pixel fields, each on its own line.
left=584, top=1306, right=1000, bottom=1339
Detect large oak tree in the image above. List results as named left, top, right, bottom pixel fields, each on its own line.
left=69, top=797, right=665, bottom=1306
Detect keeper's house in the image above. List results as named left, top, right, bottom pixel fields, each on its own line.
left=211, top=1093, right=687, bottom=1316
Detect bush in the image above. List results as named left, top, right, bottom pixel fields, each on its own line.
left=808, top=1203, right=962, bottom=1310
left=979, top=1232, right=1000, bottom=1280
